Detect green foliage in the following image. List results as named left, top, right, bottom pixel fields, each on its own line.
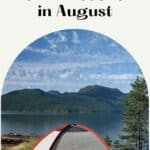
left=104, top=136, right=112, bottom=146
left=121, top=77, right=148, bottom=149
left=1, top=85, right=124, bottom=114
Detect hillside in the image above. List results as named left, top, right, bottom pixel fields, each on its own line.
left=1, top=85, right=125, bottom=114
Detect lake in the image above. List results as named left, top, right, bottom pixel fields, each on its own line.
left=1, top=113, right=123, bottom=140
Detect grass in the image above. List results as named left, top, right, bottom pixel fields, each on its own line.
left=1, top=137, right=39, bottom=150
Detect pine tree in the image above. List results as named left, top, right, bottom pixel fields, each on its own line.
left=121, top=77, right=148, bottom=150
left=104, top=136, right=112, bottom=146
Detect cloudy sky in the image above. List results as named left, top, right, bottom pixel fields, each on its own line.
left=3, top=29, right=141, bottom=94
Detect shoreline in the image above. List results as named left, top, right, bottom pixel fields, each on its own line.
left=1, top=133, right=39, bottom=150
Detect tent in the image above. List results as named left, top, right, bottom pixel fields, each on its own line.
left=33, top=124, right=110, bottom=150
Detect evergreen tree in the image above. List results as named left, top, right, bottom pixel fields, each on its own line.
left=121, top=77, right=148, bottom=150
left=104, top=136, right=112, bottom=146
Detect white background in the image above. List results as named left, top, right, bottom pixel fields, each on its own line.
left=0, top=0, right=150, bottom=100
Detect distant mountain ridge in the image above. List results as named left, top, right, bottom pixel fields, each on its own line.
left=79, top=85, right=123, bottom=102
left=2, top=85, right=125, bottom=114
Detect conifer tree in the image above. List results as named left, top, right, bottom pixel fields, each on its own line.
left=121, top=77, right=148, bottom=150
left=104, top=136, right=112, bottom=146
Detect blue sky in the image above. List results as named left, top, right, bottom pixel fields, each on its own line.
left=3, top=29, right=141, bottom=94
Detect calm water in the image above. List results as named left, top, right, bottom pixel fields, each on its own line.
left=1, top=113, right=122, bottom=140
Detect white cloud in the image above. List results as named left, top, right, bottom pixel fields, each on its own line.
left=3, top=78, right=85, bottom=94
left=26, top=45, right=134, bottom=65
left=57, top=31, right=67, bottom=42
left=59, top=71, right=74, bottom=79
left=44, top=36, right=57, bottom=48
left=33, top=31, right=67, bottom=50
left=109, top=42, right=118, bottom=48
left=79, top=74, right=83, bottom=79
left=7, top=55, right=138, bottom=87
left=27, top=46, right=50, bottom=54
left=72, top=31, right=80, bottom=44
left=6, top=62, right=78, bottom=82
left=89, top=73, right=139, bottom=80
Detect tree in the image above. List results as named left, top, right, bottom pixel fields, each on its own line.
left=104, top=136, right=112, bottom=146
left=121, top=77, right=148, bottom=150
